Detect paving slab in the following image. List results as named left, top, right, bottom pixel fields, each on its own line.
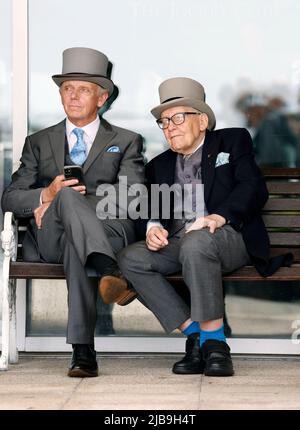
left=0, top=354, right=300, bottom=410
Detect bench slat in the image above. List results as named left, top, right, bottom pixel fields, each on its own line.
left=267, top=182, right=300, bottom=195
left=263, top=199, right=300, bottom=211
left=10, top=262, right=65, bottom=279
left=222, top=265, right=300, bottom=281
left=263, top=215, right=300, bottom=227
left=270, top=247, right=300, bottom=261
left=262, top=168, right=300, bottom=178
left=269, top=232, right=300, bottom=246
left=165, top=265, right=300, bottom=283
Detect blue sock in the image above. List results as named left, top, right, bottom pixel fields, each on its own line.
left=182, top=321, right=200, bottom=337
left=200, top=324, right=226, bottom=347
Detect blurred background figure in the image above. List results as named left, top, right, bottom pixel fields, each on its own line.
left=235, top=91, right=300, bottom=168
left=235, top=92, right=269, bottom=138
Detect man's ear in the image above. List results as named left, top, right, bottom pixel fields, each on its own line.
left=97, top=91, right=109, bottom=108
left=199, top=113, right=209, bottom=131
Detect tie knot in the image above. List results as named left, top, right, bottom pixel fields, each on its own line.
left=73, top=128, right=84, bottom=139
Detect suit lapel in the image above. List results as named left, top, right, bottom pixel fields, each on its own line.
left=202, top=130, right=221, bottom=203
left=83, top=118, right=117, bottom=174
left=157, top=150, right=177, bottom=186
left=48, top=120, right=66, bottom=174
left=153, top=150, right=176, bottom=225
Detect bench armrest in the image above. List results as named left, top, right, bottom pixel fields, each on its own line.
left=1, top=212, right=18, bottom=261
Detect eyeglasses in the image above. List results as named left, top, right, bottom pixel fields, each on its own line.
left=156, top=112, right=202, bottom=129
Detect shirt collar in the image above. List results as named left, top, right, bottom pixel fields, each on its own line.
left=66, top=116, right=100, bottom=141
left=183, top=135, right=205, bottom=160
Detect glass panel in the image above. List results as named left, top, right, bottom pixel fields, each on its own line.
left=27, top=280, right=164, bottom=336
left=0, top=0, right=12, bottom=331
left=0, top=0, right=12, bottom=220
left=27, top=0, right=300, bottom=339
left=225, top=282, right=300, bottom=338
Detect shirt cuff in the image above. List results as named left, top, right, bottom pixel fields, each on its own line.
left=146, top=220, right=164, bottom=235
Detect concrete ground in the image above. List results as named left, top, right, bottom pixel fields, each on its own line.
left=0, top=353, right=300, bottom=410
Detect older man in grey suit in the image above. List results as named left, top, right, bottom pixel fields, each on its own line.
left=119, top=77, right=292, bottom=377
left=1, top=47, right=145, bottom=377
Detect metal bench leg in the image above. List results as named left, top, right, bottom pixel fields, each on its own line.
left=0, top=254, right=10, bottom=370
left=1, top=212, right=17, bottom=370
left=9, top=279, right=18, bottom=364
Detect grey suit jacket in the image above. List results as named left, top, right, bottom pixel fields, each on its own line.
left=2, top=116, right=145, bottom=218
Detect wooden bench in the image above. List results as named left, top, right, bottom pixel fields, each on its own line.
left=1, top=167, right=300, bottom=370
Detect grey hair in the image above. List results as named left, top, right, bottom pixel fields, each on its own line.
left=97, top=85, right=109, bottom=97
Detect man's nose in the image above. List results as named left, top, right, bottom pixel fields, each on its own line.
left=167, top=120, right=177, bottom=131
left=70, top=90, right=80, bottom=99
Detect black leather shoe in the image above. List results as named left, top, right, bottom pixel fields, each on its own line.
left=201, top=339, right=234, bottom=377
left=172, top=333, right=204, bottom=374
left=68, top=344, right=99, bottom=377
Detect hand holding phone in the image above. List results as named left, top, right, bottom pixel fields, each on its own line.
left=64, top=165, right=85, bottom=186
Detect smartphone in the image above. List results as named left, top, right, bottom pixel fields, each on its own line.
left=64, top=165, right=85, bottom=186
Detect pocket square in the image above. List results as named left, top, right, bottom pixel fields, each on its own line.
left=215, top=152, right=230, bottom=167
left=106, top=145, right=120, bottom=153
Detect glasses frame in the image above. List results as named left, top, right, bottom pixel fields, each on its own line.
left=156, top=111, right=202, bottom=129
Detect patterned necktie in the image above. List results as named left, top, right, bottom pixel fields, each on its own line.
left=70, top=128, right=87, bottom=165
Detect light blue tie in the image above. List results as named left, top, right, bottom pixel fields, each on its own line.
left=70, top=128, right=87, bottom=166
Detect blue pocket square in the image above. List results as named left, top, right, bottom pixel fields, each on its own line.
left=215, top=152, right=230, bottom=167
left=106, top=145, right=121, bottom=153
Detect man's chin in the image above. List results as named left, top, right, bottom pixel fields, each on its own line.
left=66, top=107, right=83, bottom=116
left=67, top=113, right=85, bottom=122
left=170, top=143, right=183, bottom=153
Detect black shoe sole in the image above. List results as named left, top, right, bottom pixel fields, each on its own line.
left=204, top=368, right=234, bottom=377
left=173, top=369, right=204, bottom=375
left=172, top=366, right=204, bottom=375
left=68, top=368, right=99, bottom=378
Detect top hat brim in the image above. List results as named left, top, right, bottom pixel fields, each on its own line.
left=151, top=97, right=216, bottom=131
left=52, top=73, right=114, bottom=96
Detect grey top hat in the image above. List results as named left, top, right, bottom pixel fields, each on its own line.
left=151, top=77, right=216, bottom=130
left=52, top=47, right=114, bottom=96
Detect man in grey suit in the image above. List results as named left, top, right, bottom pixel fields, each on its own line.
left=1, top=47, right=145, bottom=377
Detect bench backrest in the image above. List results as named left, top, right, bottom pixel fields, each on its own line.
left=262, top=168, right=300, bottom=263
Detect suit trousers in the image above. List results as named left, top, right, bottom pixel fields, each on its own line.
left=33, top=187, right=135, bottom=344
left=119, top=225, right=251, bottom=333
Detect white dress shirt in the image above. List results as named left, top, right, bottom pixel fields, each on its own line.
left=66, top=116, right=100, bottom=156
